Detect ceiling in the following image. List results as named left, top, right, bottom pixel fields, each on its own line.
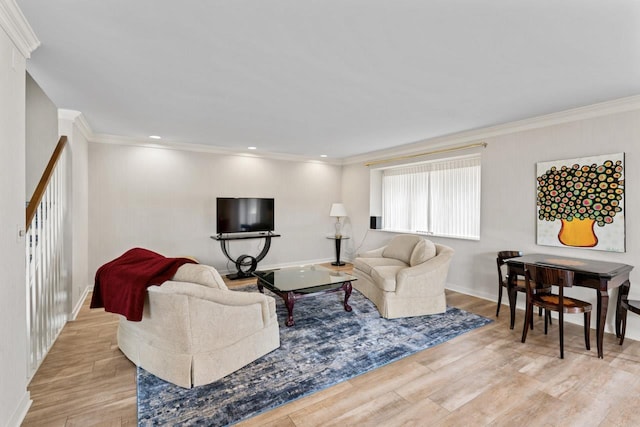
left=17, top=1, right=640, bottom=160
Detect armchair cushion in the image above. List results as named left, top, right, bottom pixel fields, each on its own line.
left=410, top=238, right=436, bottom=266
left=353, top=257, right=407, bottom=276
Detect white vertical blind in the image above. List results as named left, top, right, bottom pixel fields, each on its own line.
left=382, top=155, right=481, bottom=239
left=382, top=165, right=430, bottom=233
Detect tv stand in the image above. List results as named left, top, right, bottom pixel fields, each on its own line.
left=211, top=233, right=281, bottom=279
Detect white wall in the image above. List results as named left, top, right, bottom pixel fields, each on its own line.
left=88, top=143, right=343, bottom=277
left=342, top=102, right=640, bottom=342
left=25, top=72, right=58, bottom=199
left=59, top=112, right=90, bottom=315
left=0, top=19, right=30, bottom=427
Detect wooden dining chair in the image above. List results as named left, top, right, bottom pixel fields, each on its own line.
left=618, top=283, right=640, bottom=345
left=521, top=264, right=592, bottom=359
left=496, top=251, right=546, bottom=329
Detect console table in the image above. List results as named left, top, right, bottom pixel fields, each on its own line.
left=211, top=233, right=280, bottom=279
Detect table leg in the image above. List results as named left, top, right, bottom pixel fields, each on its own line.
left=507, top=286, right=518, bottom=330
left=342, top=281, right=353, bottom=312
left=284, top=291, right=296, bottom=327
left=257, top=282, right=264, bottom=293
left=597, top=289, right=608, bottom=359
left=332, top=238, right=345, bottom=266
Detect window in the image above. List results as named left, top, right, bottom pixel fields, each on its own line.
left=380, top=154, right=481, bottom=240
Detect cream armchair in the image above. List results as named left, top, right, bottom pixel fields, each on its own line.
left=353, top=234, right=454, bottom=319
left=117, top=264, right=280, bottom=388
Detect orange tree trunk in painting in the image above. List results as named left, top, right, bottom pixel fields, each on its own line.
left=558, top=218, right=598, bottom=247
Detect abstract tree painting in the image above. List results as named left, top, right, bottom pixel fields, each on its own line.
left=536, top=153, right=625, bottom=252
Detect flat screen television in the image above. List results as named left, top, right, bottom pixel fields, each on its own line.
left=216, top=197, right=275, bottom=234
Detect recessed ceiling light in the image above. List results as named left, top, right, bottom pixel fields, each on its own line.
left=320, top=154, right=328, bottom=158
left=149, top=135, right=161, bottom=139
left=248, top=146, right=257, bottom=150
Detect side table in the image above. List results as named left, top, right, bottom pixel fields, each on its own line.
left=327, top=236, right=349, bottom=266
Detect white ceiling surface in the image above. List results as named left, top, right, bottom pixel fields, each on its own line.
left=17, top=1, right=640, bottom=159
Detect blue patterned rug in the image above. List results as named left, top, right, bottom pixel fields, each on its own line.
left=137, top=286, right=492, bottom=426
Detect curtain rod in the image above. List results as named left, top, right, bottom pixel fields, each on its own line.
left=364, top=142, right=488, bottom=167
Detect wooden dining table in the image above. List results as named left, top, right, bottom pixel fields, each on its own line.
left=506, top=253, right=633, bottom=359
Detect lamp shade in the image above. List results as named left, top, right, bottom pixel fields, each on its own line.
left=329, top=203, right=347, bottom=217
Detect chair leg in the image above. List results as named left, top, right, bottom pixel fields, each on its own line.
left=584, top=312, right=591, bottom=350
left=508, top=288, right=518, bottom=330
left=544, top=309, right=549, bottom=335
left=497, top=285, right=503, bottom=317
left=530, top=305, right=534, bottom=330
left=619, top=306, right=627, bottom=345
left=521, top=301, right=532, bottom=343
left=616, top=282, right=631, bottom=339
left=559, top=311, right=564, bottom=359
left=545, top=310, right=552, bottom=327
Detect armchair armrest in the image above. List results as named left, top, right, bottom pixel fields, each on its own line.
left=395, top=245, right=454, bottom=296
left=358, top=246, right=386, bottom=258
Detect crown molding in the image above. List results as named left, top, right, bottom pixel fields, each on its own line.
left=0, top=0, right=39, bottom=58
left=58, top=109, right=81, bottom=122
left=58, top=109, right=342, bottom=166
left=343, top=95, right=640, bottom=166
left=90, top=133, right=344, bottom=166
left=57, top=110, right=344, bottom=165
left=58, top=109, right=94, bottom=141
left=62, top=94, right=640, bottom=167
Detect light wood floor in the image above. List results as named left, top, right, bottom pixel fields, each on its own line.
left=22, top=266, right=640, bottom=426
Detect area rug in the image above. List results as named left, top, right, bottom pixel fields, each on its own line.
left=137, top=286, right=492, bottom=426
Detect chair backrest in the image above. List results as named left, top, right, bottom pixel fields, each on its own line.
left=524, top=264, right=574, bottom=299
left=496, top=250, right=523, bottom=286
left=172, top=263, right=228, bottom=290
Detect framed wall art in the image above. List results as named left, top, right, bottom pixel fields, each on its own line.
left=536, top=152, right=625, bottom=252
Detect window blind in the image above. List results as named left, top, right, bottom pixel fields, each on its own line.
left=382, top=155, right=481, bottom=239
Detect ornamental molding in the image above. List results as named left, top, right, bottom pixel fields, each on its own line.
left=345, top=95, right=640, bottom=166
left=0, top=0, right=39, bottom=58
left=59, top=109, right=93, bottom=142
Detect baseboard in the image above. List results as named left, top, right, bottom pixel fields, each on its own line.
left=70, top=286, right=91, bottom=320
left=6, top=391, right=32, bottom=427
left=446, top=282, right=497, bottom=303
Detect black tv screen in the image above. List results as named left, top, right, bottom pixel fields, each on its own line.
left=216, top=198, right=275, bottom=234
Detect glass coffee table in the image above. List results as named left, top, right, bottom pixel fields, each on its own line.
left=252, top=265, right=357, bottom=326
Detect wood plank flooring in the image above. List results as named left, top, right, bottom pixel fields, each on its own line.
left=22, top=265, right=640, bottom=426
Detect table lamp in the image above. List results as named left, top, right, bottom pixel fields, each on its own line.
left=329, top=203, right=347, bottom=238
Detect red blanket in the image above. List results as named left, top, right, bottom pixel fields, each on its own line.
left=90, top=247, right=196, bottom=321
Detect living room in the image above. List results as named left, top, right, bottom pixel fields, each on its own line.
left=85, top=98, right=640, bottom=321
left=2, top=1, right=640, bottom=426
left=27, top=76, right=640, bottom=427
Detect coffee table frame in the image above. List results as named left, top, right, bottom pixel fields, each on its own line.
left=253, top=269, right=354, bottom=327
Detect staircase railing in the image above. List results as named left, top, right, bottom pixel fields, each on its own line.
left=25, top=135, right=69, bottom=378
